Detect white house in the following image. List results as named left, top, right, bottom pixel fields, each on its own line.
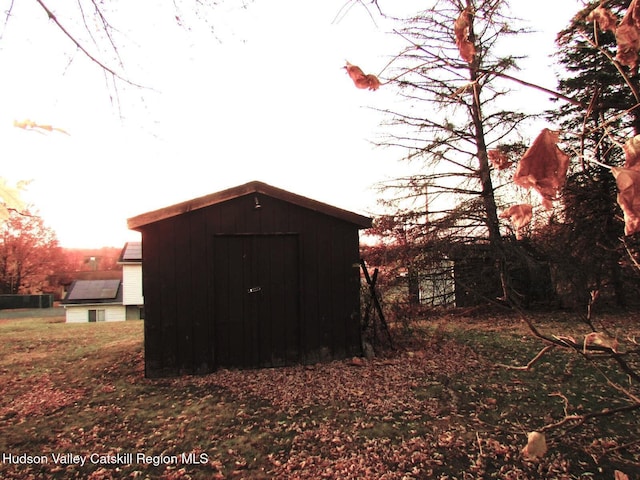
left=62, top=242, right=143, bottom=323
left=118, top=241, right=144, bottom=320
left=62, top=278, right=126, bottom=322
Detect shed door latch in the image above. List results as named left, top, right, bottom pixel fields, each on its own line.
left=247, top=286, right=262, bottom=294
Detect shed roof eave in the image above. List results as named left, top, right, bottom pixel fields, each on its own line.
left=61, top=301, right=124, bottom=306
left=127, top=180, right=372, bottom=230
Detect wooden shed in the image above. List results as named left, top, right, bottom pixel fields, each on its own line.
left=127, top=181, right=372, bottom=377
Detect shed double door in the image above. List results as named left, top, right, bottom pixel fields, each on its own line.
left=212, top=234, right=300, bottom=367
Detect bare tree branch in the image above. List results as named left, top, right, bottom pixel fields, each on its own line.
left=0, top=0, right=16, bottom=41
left=34, top=0, right=145, bottom=88
left=477, top=69, right=586, bottom=108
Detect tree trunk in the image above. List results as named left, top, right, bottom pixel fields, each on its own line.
left=466, top=0, right=507, bottom=300
left=467, top=1, right=502, bottom=248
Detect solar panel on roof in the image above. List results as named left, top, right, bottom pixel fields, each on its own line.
left=122, top=242, right=142, bottom=261
left=67, top=279, right=121, bottom=301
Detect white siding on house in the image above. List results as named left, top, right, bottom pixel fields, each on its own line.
left=65, top=307, right=90, bottom=323
left=122, top=264, right=143, bottom=305
left=65, top=304, right=127, bottom=323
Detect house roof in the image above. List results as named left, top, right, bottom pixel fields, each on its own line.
left=62, top=279, right=122, bottom=305
left=127, top=180, right=373, bottom=230
left=118, top=241, right=142, bottom=263
left=56, top=269, right=122, bottom=288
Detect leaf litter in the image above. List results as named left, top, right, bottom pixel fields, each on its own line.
left=0, top=316, right=638, bottom=479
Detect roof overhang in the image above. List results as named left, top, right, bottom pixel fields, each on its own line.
left=127, top=180, right=372, bottom=230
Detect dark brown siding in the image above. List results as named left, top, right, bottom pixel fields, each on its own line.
left=140, top=192, right=364, bottom=377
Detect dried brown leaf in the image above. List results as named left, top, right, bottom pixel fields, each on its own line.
left=583, top=332, right=619, bottom=353
left=611, top=166, right=640, bottom=235
left=454, top=7, right=476, bottom=63
left=14, top=118, right=69, bottom=135
left=513, top=129, right=569, bottom=209
left=616, top=24, right=640, bottom=67
left=615, top=470, right=630, bottom=480
left=344, top=62, right=381, bottom=91
left=616, top=0, right=640, bottom=68
left=488, top=149, right=511, bottom=170
left=629, top=0, right=640, bottom=28
left=499, top=204, right=533, bottom=240
left=522, top=431, right=547, bottom=459
left=623, top=134, right=640, bottom=170
left=587, top=7, right=618, bottom=33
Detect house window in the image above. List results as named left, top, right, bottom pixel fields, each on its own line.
left=88, top=309, right=106, bottom=322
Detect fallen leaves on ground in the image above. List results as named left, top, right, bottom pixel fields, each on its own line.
left=1, top=316, right=638, bottom=479
left=0, top=373, right=85, bottom=419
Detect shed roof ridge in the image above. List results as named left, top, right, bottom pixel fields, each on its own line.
left=127, top=180, right=372, bottom=230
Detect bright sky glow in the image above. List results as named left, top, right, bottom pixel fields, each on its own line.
left=0, top=0, right=583, bottom=248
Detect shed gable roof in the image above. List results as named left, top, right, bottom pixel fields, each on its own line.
left=127, top=181, right=372, bottom=230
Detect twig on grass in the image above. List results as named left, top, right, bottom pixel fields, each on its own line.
left=549, top=391, right=571, bottom=418
left=604, top=437, right=640, bottom=456
left=504, top=307, right=640, bottom=442
left=539, top=402, right=640, bottom=434
left=496, top=344, right=556, bottom=371
left=476, top=431, right=483, bottom=456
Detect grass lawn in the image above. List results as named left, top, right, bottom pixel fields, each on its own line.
left=0, top=312, right=638, bottom=479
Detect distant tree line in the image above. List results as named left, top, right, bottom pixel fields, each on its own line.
left=0, top=209, right=123, bottom=296
left=0, top=210, right=64, bottom=295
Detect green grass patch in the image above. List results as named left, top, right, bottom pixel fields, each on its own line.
left=0, top=314, right=638, bottom=479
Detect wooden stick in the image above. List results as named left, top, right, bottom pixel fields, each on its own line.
left=497, top=345, right=556, bottom=371
left=360, top=259, right=393, bottom=348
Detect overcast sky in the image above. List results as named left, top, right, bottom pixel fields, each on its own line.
left=0, top=0, right=583, bottom=248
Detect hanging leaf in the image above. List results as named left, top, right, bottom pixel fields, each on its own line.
left=488, top=149, right=511, bottom=170
left=14, top=119, right=69, bottom=135
left=611, top=167, right=640, bottom=235
left=522, top=431, right=547, bottom=459
left=587, top=7, right=618, bottom=33
left=0, top=178, right=27, bottom=221
left=513, top=129, right=570, bottom=209
left=615, top=0, right=640, bottom=68
left=499, top=204, right=533, bottom=240
left=344, top=62, right=380, bottom=91
left=454, top=7, right=476, bottom=63
left=623, top=134, right=640, bottom=169
left=616, top=25, right=640, bottom=68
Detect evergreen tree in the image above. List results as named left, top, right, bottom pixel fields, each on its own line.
left=541, top=0, right=640, bottom=307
